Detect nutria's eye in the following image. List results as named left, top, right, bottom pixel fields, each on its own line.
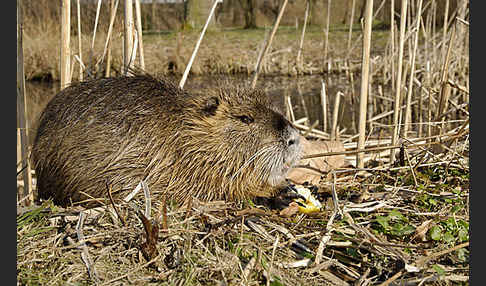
left=237, top=115, right=254, bottom=124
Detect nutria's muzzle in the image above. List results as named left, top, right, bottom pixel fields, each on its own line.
left=266, top=124, right=302, bottom=187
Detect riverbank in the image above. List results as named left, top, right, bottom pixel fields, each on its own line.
left=24, top=25, right=390, bottom=82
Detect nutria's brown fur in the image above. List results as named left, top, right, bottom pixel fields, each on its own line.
left=32, top=74, right=301, bottom=207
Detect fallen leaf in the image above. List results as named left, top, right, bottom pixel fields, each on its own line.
left=287, top=137, right=349, bottom=185
left=411, top=219, right=434, bottom=242
left=139, top=210, right=159, bottom=262
left=279, top=202, right=300, bottom=217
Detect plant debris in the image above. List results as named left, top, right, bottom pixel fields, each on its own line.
left=17, top=137, right=469, bottom=285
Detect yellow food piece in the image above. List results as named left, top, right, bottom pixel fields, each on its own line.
left=293, top=186, right=323, bottom=214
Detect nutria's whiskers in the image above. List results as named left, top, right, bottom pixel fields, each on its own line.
left=231, top=145, right=275, bottom=181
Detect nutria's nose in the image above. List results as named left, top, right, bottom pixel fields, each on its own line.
left=286, top=127, right=301, bottom=147
left=287, top=136, right=299, bottom=146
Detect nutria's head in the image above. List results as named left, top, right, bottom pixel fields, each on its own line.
left=167, top=85, right=302, bottom=202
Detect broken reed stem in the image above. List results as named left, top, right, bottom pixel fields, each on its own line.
left=356, top=0, right=373, bottom=169
left=180, top=0, right=222, bottom=89
left=436, top=24, right=456, bottom=137
left=134, top=0, right=145, bottom=70
left=302, top=128, right=467, bottom=160
left=331, top=91, right=342, bottom=141
left=91, top=0, right=102, bottom=52
left=142, top=181, right=151, bottom=219
left=130, top=28, right=139, bottom=66
left=416, top=241, right=469, bottom=268
left=106, top=181, right=126, bottom=226
left=426, top=61, right=432, bottom=140
left=390, top=0, right=408, bottom=164
left=100, top=0, right=119, bottom=75
left=403, top=0, right=423, bottom=138
left=323, top=0, right=331, bottom=64
left=123, top=0, right=134, bottom=75
left=346, top=0, right=356, bottom=58
left=17, top=1, right=33, bottom=206
left=320, top=79, right=328, bottom=133
left=296, top=0, right=310, bottom=70
left=251, top=0, right=288, bottom=89
left=105, top=0, right=116, bottom=77
left=60, top=0, right=71, bottom=89
left=285, top=92, right=296, bottom=122
left=76, top=0, right=83, bottom=81
left=378, top=270, right=404, bottom=286
left=76, top=211, right=100, bottom=283
left=302, top=120, right=319, bottom=138
left=441, top=0, right=450, bottom=66
left=296, top=83, right=309, bottom=124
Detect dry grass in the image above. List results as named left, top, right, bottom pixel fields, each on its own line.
left=22, top=23, right=391, bottom=82
left=18, top=132, right=469, bottom=285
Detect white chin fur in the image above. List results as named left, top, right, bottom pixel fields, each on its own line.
left=267, top=141, right=301, bottom=187
left=267, top=167, right=289, bottom=187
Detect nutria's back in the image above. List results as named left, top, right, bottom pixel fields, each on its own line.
left=32, top=74, right=301, bottom=207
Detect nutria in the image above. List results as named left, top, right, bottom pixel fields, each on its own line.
left=31, top=74, right=301, bottom=207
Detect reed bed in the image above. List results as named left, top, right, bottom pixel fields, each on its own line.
left=18, top=0, right=469, bottom=284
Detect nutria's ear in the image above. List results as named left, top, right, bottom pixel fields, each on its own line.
left=202, top=96, right=219, bottom=116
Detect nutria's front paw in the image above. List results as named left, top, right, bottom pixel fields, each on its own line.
left=254, top=185, right=305, bottom=210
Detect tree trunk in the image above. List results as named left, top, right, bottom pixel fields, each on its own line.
left=239, top=0, right=257, bottom=29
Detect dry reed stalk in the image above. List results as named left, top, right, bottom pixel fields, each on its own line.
left=389, top=0, right=408, bottom=164
left=403, top=0, right=423, bottom=138
left=76, top=0, right=83, bottom=81
left=76, top=211, right=100, bottom=283
left=101, top=0, right=119, bottom=76
left=435, top=24, right=456, bottom=138
left=16, top=128, right=20, bottom=173
left=254, top=27, right=270, bottom=73
left=180, top=0, right=222, bottom=89
left=302, top=120, right=319, bottom=137
left=296, top=83, right=309, bottom=125
left=130, top=28, right=139, bottom=66
left=123, top=0, right=134, bottom=75
left=323, top=0, right=331, bottom=66
left=142, top=181, right=151, bottom=219
left=441, top=0, right=450, bottom=66
left=418, top=81, right=423, bottom=137
left=105, top=0, right=116, bottom=77
left=60, top=0, right=71, bottom=89
left=285, top=92, right=295, bottom=123
left=367, top=59, right=374, bottom=127
left=250, top=0, right=288, bottom=89
left=331, top=91, right=342, bottom=141
left=134, top=0, right=145, bottom=70
left=455, top=1, right=469, bottom=81
left=17, top=1, right=33, bottom=206
left=356, top=0, right=373, bottom=169
left=320, top=79, right=328, bottom=132
left=346, top=0, right=356, bottom=59
left=349, top=71, right=358, bottom=134
left=303, top=129, right=467, bottom=161
left=91, top=0, right=102, bottom=52
left=388, top=0, right=395, bottom=90
left=431, top=0, right=437, bottom=66
left=296, top=0, right=310, bottom=71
